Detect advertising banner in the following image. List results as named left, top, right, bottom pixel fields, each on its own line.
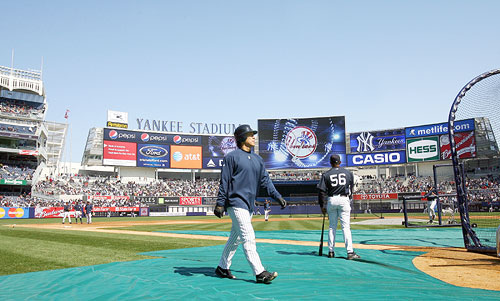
left=103, top=140, right=137, bottom=166
left=347, top=150, right=406, bottom=167
left=87, top=195, right=130, bottom=201
left=0, top=207, right=30, bottom=219
left=202, top=197, right=218, bottom=205
left=179, top=196, right=202, bottom=205
left=0, top=179, right=27, bottom=185
left=103, top=128, right=201, bottom=146
left=405, top=119, right=474, bottom=138
left=35, top=207, right=66, bottom=218
left=440, top=131, right=476, bottom=160
left=352, top=193, right=399, bottom=200
left=202, top=135, right=236, bottom=169
left=350, top=129, right=405, bottom=153
left=170, top=145, right=202, bottom=169
left=258, top=116, right=346, bottom=169
left=93, top=207, right=140, bottom=212
left=137, top=144, right=170, bottom=168
left=406, top=136, right=440, bottom=162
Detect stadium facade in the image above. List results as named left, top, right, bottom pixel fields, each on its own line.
left=0, top=64, right=67, bottom=199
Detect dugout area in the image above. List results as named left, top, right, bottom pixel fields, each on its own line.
left=0, top=222, right=499, bottom=300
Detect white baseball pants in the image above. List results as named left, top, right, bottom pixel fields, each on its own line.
left=62, top=212, right=71, bottom=223
left=86, top=212, right=92, bottom=224
left=428, top=200, right=437, bottom=220
left=327, top=196, right=353, bottom=253
left=265, top=209, right=270, bottom=221
left=218, top=207, right=265, bottom=276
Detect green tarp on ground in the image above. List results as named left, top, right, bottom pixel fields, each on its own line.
left=0, top=229, right=498, bottom=300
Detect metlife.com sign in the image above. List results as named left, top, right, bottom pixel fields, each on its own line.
left=347, top=150, right=406, bottom=167
left=405, top=119, right=474, bottom=138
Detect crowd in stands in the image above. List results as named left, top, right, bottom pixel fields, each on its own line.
left=0, top=101, right=45, bottom=119
left=269, top=170, right=322, bottom=181
left=32, top=175, right=219, bottom=198
left=0, top=164, right=34, bottom=180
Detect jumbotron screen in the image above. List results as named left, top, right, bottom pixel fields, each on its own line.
left=258, top=116, right=346, bottom=169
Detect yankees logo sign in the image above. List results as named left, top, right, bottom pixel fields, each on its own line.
left=285, top=126, right=317, bottom=158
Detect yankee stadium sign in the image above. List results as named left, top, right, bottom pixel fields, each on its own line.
left=136, top=118, right=239, bottom=135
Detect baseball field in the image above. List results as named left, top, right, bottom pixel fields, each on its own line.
left=0, top=213, right=499, bottom=300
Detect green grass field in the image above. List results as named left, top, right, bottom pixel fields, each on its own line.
left=0, top=212, right=496, bottom=276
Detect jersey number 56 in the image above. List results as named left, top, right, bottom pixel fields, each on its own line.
left=330, top=174, right=346, bottom=186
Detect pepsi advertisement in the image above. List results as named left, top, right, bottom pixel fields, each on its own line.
left=103, top=128, right=201, bottom=145
left=202, top=135, right=237, bottom=169
left=258, top=116, right=346, bottom=169
left=350, top=129, right=405, bottom=153
left=137, top=144, right=170, bottom=168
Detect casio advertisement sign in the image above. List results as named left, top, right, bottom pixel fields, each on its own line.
left=405, top=119, right=474, bottom=138
left=347, top=150, right=406, bottom=167
left=406, top=137, right=439, bottom=162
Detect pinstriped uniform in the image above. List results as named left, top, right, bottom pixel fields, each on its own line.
left=327, top=195, right=353, bottom=253
left=218, top=207, right=265, bottom=275
left=216, top=148, right=283, bottom=276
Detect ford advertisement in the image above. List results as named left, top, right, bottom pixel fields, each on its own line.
left=137, top=144, right=170, bottom=168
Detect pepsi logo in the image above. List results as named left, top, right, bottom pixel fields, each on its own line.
left=139, top=146, right=168, bottom=158
left=141, top=133, right=150, bottom=142
left=109, top=130, right=118, bottom=139
left=173, top=135, right=182, bottom=144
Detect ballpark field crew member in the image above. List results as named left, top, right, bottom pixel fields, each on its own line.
left=424, top=185, right=438, bottom=223
left=62, top=201, right=72, bottom=224
left=214, top=124, right=287, bottom=284
left=85, top=201, right=93, bottom=224
left=74, top=201, right=83, bottom=224
left=264, top=199, right=271, bottom=222
left=317, top=154, right=360, bottom=260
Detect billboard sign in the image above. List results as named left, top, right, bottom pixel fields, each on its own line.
left=107, top=110, right=128, bottom=129
left=406, top=136, right=440, bottom=162
left=405, top=119, right=474, bottom=138
left=170, top=145, right=202, bottom=169
left=350, top=129, right=405, bottom=153
left=440, top=131, right=476, bottom=160
left=179, top=196, right=202, bottom=205
left=104, top=128, right=201, bottom=145
left=103, top=140, right=137, bottom=166
left=258, top=116, right=346, bottom=169
left=137, top=144, right=170, bottom=168
left=347, top=150, right=406, bottom=167
left=202, top=135, right=236, bottom=169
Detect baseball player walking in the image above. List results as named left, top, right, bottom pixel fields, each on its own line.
left=317, top=154, right=360, bottom=260
left=62, top=202, right=72, bottom=224
left=85, top=201, right=93, bottom=224
left=264, top=200, right=271, bottom=221
left=74, top=201, right=83, bottom=224
left=214, top=124, right=287, bottom=284
left=424, top=185, right=438, bottom=223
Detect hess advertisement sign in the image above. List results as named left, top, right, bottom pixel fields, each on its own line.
left=406, top=137, right=439, bottom=162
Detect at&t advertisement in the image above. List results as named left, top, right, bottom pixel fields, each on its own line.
left=258, top=116, right=346, bottom=169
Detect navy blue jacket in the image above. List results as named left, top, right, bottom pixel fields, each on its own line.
left=216, top=148, right=282, bottom=212
left=85, top=204, right=93, bottom=214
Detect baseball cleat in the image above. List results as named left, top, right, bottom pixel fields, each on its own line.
left=215, top=266, right=236, bottom=279
left=347, top=252, right=361, bottom=260
left=328, top=251, right=335, bottom=258
left=256, top=271, right=278, bottom=284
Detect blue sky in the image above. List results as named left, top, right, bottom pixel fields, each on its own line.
left=1, top=1, right=499, bottom=162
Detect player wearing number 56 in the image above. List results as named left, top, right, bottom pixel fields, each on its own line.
left=317, top=154, right=360, bottom=260
left=214, top=124, right=286, bottom=284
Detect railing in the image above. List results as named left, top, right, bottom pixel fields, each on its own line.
left=0, top=66, right=43, bottom=96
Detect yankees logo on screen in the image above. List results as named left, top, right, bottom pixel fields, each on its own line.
left=356, top=132, right=374, bottom=152
left=285, top=126, right=317, bottom=158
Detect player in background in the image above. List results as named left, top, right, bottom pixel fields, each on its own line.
left=85, top=201, right=93, bottom=224
left=213, top=124, right=287, bottom=284
left=424, top=185, right=438, bottom=223
left=264, top=199, right=271, bottom=221
left=74, top=201, right=83, bottom=224
left=317, top=154, right=360, bottom=260
left=62, top=201, right=72, bottom=224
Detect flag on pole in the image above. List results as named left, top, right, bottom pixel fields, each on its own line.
left=64, top=109, right=70, bottom=119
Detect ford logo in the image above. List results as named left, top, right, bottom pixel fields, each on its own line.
left=139, top=146, right=168, bottom=158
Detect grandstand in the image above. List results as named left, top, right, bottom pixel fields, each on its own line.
left=0, top=63, right=67, bottom=202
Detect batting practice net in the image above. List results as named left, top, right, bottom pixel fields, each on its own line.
left=448, top=69, right=500, bottom=254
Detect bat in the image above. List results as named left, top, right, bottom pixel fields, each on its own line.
left=319, top=212, right=326, bottom=256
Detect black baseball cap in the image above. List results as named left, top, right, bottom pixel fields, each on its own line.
left=330, top=154, right=341, bottom=165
